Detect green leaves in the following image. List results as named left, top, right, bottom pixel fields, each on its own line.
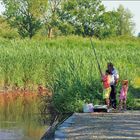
left=117, top=5, right=135, bottom=36
left=1, top=0, right=135, bottom=38
left=59, top=0, right=105, bottom=36
left=2, top=0, right=47, bottom=38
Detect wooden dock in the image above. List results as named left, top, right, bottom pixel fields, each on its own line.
left=54, top=111, right=140, bottom=140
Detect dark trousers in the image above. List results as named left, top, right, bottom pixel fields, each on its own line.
left=110, top=85, right=117, bottom=109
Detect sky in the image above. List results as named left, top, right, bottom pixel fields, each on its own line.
left=102, top=0, right=140, bottom=36
left=0, top=1, right=139, bottom=36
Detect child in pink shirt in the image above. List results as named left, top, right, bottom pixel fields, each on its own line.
left=119, top=80, right=128, bottom=111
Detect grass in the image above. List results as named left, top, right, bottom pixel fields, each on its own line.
left=0, top=36, right=140, bottom=113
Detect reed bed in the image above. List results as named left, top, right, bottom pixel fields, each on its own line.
left=0, top=36, right=140, bottom=113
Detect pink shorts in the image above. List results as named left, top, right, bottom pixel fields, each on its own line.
left=119, top=95, right=127, bottom=100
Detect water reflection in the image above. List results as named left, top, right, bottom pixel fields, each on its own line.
left=0, top=123, right=46, bottom=140
left=0, top=92, right=47, bottom=140
left=0, top=127, right=24, bottom=140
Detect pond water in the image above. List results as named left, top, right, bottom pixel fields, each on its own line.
left=0, top=93, right=48, bottom=140
left=0, top=119, right=47, bottom=140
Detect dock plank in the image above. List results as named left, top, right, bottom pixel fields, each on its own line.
left=55, top=111, right=140, bottom=140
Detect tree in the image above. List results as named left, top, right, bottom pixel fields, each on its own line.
left=2, top=0, right=48, bottom=38
left=117, top=5, right=135, bottom=36
left=0, top=15, right=18, bottom=39
left=95, top=5, right=135, bottom=38
left=138, top=32, right=140, bottom=37
left=58, top=0, right=105, bottom=37
left=44, top=0, right=61, bottom=38
left=95, top=11, right=119, bottom=38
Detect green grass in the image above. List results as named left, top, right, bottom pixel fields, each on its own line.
left=0, top=36, right=140, bottom=112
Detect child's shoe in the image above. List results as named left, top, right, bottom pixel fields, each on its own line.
left=107, top=108, right=113, bottom=113
left=124, top=108, right=127, bottom=111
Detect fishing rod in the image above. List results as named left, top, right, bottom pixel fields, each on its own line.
left=90, top=38, right=102, bottom=77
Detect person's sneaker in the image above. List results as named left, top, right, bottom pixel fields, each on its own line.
left=124, top=108, right=127, bottom=111
left=107, top=108, right=112, bottom=113
left=118, top=109, right=124, bottom=113
left=118, top=109, right=122, bottom=112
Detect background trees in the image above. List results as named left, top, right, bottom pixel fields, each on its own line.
left=44, top=0, right=61, bottom=38
left=2, top=0, right=47, bottom=38
left=94, top=11, right=119, bottom=38
left=0, top=16, right=18, bottom=39
left=58, top=0, right=105, bottom=36
left=0, top=0, right=136, bottom=39
left=116, top=5, right=135, bottom=36
left=138, top=33, right=140, bottom=37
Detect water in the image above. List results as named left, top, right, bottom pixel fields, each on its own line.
left=0, top=120, right=47, bottom=140
left=0, top=93, right=48, bottom=140
left=0, top=127, right=24, bottom=140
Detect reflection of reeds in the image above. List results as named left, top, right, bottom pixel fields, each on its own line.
left=0, top=84, right=52, bottom=125
left=0, top=90, right=40, bottom=122
left=0, top=90, right=48, bottom=140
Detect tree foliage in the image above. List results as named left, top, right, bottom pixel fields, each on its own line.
left=95, top=5, right=135, bottom=38
left=116, top=5, right=135, bottom=36
left=0, top=1, right=135, bottom=38
left=2, top=0, right=48, bottom=38
left=44, top=0, right=61, bottom=38
left=138, top=33, right=140, bottom=38
left=95, top=11, right=119, bottom=38
left=58, top=0, right=105, bottom=37
left=0, top=16, right=18, bottom=39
